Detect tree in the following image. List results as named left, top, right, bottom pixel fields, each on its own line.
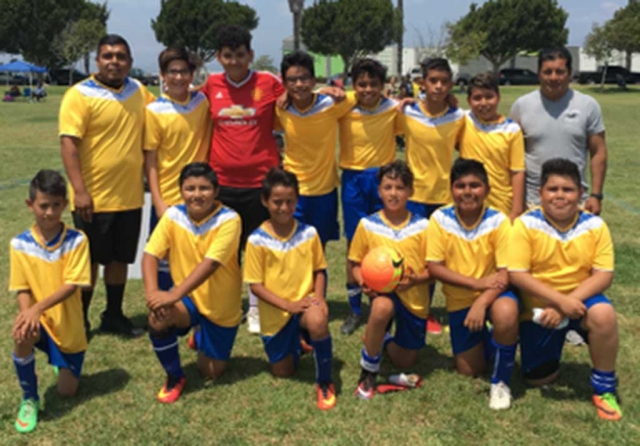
left=55, top=18, right=106, bottom=83
left=79, top=1, right=110, bottom=74
left=288, top=0, right=304, bottom=51
left=605, top=2, right=640, bottom=70
left=0, top=0, right=87, bottom=68
left=397, top=0, right=403, bottom=78
left=252, top=55, right=277, bottom=74
left=300, top=0, right=401, bottom=78
left=583, top=23, right=614, bottom=92
left=152, top=0, right=258, bottom=65
left=446, top=0, right=568, bottom=73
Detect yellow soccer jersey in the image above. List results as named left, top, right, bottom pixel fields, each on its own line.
left=459, top=112, right=525, bottom=214
left=9, top=225, right=91, bottom=353
left=244, top=221, right=327, bottom=336
left=59, top=76, right=155, bottom=212
left=508, top=208, right=614, bottom=320
left=276, top=92, right=357, bottom=196
left=144, top=203, right=242, bottom=327
left=144, top=92, right=212, bottom=206
left=349, top=211, right=430, bottom=319
left=427, top=205, right=510, bottom=312
left=400, top=103, right=465, bottom=204
left=338, top=96, right=401, bottom=170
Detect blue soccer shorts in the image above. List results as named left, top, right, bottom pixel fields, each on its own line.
left=177, top=296, right=239, bottom=361
left=341, top=168, right=383, bottom=242
left=520, top=294, right=611, bottom=379
left=261, top=315, right=311, bottom=365
left=36, top=325, right=85, bottom=378
left=389, top=293, right=427, bottom=351
left=406, top=201, right=444, bottom=220
left=448, top=290, right=519, bottom=355
left=295, top=189, right=339, bottom=245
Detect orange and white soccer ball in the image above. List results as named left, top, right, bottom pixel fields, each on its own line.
left=361, top=246, right=405, bottom=293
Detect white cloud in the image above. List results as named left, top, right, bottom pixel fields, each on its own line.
left=600, top=1, right=621, bottom=14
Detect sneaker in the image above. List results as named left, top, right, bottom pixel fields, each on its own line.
left=187, top=332, right=197, bottom=351
left=99, top=313, right=145, bottom=338
left=355, top=370, right=377, bottom=400
left=247, top=307, right=260, bottom=334
left=426, top=314, right=442, bottom=335
left=489, top=382, right=512, bottom=410
left=157, top=375, right=186, bottom=404
left=340, top=312, right=363, bottom=335
left=592, top=393, right=622, bottom=421
left=316, top=382, right=337, bottom=410
left=15, top=399, right=38, bottom=433
left=565, top=329, right=586, bottom=346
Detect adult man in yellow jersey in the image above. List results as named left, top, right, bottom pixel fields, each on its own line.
left=60, top=35, right=155, bottom=338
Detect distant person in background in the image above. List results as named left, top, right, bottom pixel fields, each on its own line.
left=385, top=75, right=399, bottom=97
left=33, top=81, right=47, bottom=101
left=8, top=84, right=21, bottom=98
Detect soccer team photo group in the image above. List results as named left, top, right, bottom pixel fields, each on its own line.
left=2, top=0, right=639, bottom=443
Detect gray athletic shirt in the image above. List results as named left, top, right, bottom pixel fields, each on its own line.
left=509, top=89, right=605, bottom=204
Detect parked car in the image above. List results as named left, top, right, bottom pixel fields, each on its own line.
left=576, top=65, right=640, bottom=85
left=130, top=68, right=160, bottom=86
left=49, top=69, right=88, bottom=85
left=498, top=68, right=538, bottom=86
left=455, top=72, right=471, bottom=87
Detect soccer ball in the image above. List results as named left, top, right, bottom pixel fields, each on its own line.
left=361, top=246, right=405, bottom=293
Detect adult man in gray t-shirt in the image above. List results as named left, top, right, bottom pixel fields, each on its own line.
left=510, top=47, right=607, bottom=214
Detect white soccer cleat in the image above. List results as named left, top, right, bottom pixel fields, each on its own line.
left=489, top=382, right=512, bottom=410
left=247, top=306, right=261, bottom=334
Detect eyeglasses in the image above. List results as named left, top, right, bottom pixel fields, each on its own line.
left=285, top=74, right=313, bottom=84
left=166, top=69, right=191, bottom=77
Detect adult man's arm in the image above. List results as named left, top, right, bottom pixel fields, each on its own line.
left=60, top=136, right=93, bottom=222
left=586, top=131, right=607, bottom=215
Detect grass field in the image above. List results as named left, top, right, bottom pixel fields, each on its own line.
left=1, top=85, right=639, bottom=444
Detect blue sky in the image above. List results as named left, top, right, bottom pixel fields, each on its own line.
left=8, top=0, right=629, bottom=72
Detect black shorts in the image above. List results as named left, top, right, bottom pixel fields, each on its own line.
left=73, top=208, right=142, bottom=265
left=217, top=186, right=268, bottom=251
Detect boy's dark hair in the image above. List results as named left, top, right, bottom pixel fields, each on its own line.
left=29, top=169, right=67, bottom=201
left=281, top=50, right=315, bottom=79
left=351, top=58, right=387, bottom=84
left=158, top=47, right=196, bottom=74
left=179, top=162, right=218, bottom=189
left=97, top=34, right=132, bottom=58
left=261, top=167, right=299, bottom=200
left=450, top=158, right=489, bottom=187
left=540, top=158, right=581, bottom=188
left=216, top=25, right=252, bottom=52
left=377, top=160, right=414, bottom=188
left=421, top=58, right=452, bottom=79
left=538, top=47, right=572, bottom=73
left=467, top=72, right=500, bottom=97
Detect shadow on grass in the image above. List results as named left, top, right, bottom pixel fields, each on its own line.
left=41, top=367, right=131, bottom=421
left=538, top=361, right=593, bottom=401
left=180, top=356, right=267, bottom=397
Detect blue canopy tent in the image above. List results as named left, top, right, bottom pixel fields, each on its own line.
left=0, top=60, right=47, bottom=89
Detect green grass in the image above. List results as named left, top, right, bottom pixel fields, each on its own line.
left=1, top=85, right=639, bottom=444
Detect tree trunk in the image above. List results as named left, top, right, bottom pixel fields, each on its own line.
left=341, top=54, right=350, bottom=82
left=397, top=0, right=403, bottom=78
left=491, top=59, right=501, bottom=74
left=84, top=52, right=90, bottom=74
left=293, top=12, right=301, bottom=50
left=625, top=51, right=632, bottom=70
left=599, top=63, right=608, bottom=93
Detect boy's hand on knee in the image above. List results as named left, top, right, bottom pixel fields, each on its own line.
left=558, top=298, right=587, bottom=319
left=539, top=307, right=563, bottom=329
left=13, top=307, right=42, bottom=342
left=464, top=301, right=487, bottom=332
left=146, top=290, right=176, bottom=312
left=287, top=298, right=311, bottom=315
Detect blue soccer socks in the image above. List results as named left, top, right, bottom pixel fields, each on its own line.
left=347, top=283, right=363, bottom=317
left=13, top=352, right=38, bottom=402
left=311, top=336, right=333, bottom=384
left=591, top=369, right=617, bottom=395
left=360, top=347, right=382, bottom=374
left=150, top=333, right=184, bottom=380
left=490, top=338, right=516, bottom=386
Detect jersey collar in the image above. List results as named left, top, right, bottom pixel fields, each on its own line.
left=30, top=223, right=67, bottom=252
left=225, top=70, right=254, bottom=89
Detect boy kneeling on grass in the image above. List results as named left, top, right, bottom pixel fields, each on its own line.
left=427, top=158, right=519, bottom=410
left=243, top=168, right=337, bottom=410
left=143, top=162, right=242, bottom=404
left=10, top=170, right=91, bottom=433
left=508, top=158, right=621, bottom=421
